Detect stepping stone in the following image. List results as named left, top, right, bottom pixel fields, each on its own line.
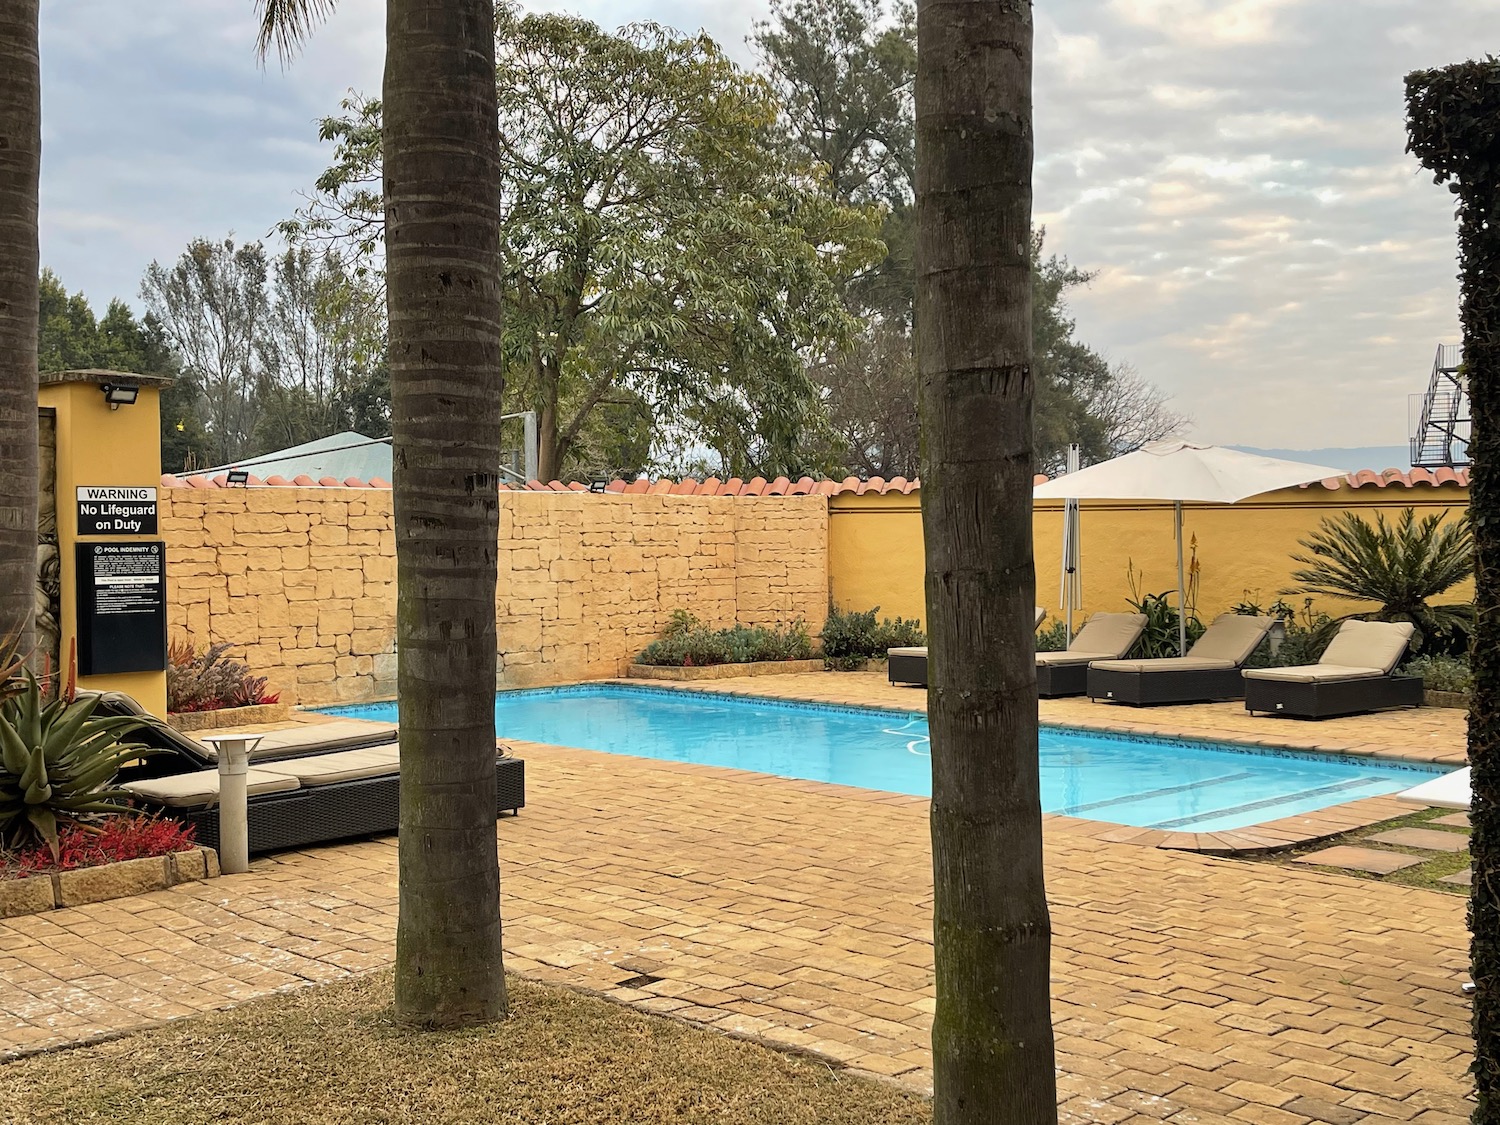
left=1440, top=870, right=1473, bottom=887
left=1368, top=827, right=1470, bottom=853
left=1293, top=846, right=1424, bottom=875
left=1434, top=812, right=1471, bottom=829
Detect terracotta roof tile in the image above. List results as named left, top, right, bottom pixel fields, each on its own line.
left=159, top=466, right=1472, bottom=495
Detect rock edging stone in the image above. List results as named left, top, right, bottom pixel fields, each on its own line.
left=168, top=703, right=291, bottom=732
left=0, top=847, right=221, bottom=919
left=627, top=658, right=827, bottom=681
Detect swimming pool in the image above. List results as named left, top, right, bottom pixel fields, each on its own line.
left=324, top=685, right=1447, bottom=833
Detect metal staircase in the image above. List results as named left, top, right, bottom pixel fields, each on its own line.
left=1409, top=343, right=1468, bottom=468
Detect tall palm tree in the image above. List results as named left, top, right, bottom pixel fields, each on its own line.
left=257, top=0, right=508, bottom=1025
left=0, top=0, right=40, bottom=663
left=914, top=0, right=1058, bottom=1120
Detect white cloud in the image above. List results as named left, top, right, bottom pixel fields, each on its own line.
left=37, top=0, right=1482, bottom=456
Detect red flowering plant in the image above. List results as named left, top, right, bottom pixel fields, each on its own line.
left=167, top=640, right=280, bottom=713
left=0, top=816, right=197, bottom=880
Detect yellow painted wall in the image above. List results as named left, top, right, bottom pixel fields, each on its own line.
left=38, top=377, right=167, bottom=716
left=829, top=485, right=1470, bottom=627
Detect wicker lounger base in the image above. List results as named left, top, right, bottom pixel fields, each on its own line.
left=166, top=757, right=525, bottom=855
left=1087, top=666, right=1246, bottom=705
left=1244, top=674, right=1424, bottom=720
left=888, top=652, right=928, bottom=687
left=1036, top=662, right=1089, bottom=697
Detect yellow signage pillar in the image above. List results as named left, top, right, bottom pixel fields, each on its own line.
left=38, top=370, right=170, bottom=717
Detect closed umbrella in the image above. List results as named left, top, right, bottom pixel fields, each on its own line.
left=1060, top=443, right=1082, bottom=645
left=1034, top=442, right=1345, bottom=655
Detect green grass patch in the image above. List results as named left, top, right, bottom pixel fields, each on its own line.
left=1255, top=806, right=1471, bottom=894
left=0, top=974, right=929, bottom=1125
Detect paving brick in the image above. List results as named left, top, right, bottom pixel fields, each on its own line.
left=0, top=674, right=1474, bottom=1120
left=1292, top=847, right=1425, bottom=875
left=1367, top=828, right=1469, bottom=853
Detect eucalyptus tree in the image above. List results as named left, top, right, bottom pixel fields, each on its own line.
left=915, top=0, right=1058, bottom=1120
left=256, top=0, right=508, bottom=1027
left=0, top=0, right=40, bottom=661
left=291, top=9, right=881, bottom=481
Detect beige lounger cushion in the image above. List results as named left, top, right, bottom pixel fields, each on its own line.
left=1187, top=614, right=1275, bottom=665
left=268, top=746, right=401, bottom=786
left=1242, top=664, right=1385, bottom=684
left=1089, top=656, right=1236, bottom=673
left=123, top=767, right=301, bottom=808
left=888, top=646, right=926, bottom=658
left=1318, top=619, right=1415, bottom=675
left=235, top=720, right=398, bottom=761
left=1035, top=607, right=1046, bottom=626
left=1068, top=613, right=1146, bottom=659
left=1036, top=650, right=1115, bottom=667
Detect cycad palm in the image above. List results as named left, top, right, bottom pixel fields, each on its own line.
left=256, top=0, right=509, bottom=1027
left=1286, top=507, right=1474, bottom=649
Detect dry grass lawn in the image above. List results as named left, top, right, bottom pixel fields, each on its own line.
left=0, top=973, right=930, bottom=1125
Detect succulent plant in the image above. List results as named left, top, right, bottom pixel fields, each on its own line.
left=0, top=674, right=154, bottom=858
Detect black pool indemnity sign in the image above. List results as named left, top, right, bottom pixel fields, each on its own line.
left=76, top=541, right=167, bottom=675
left=77, top=485, right=158, bottom=536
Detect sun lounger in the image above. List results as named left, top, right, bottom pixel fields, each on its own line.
left=888, top=607, right=1047, bottom=688
left=1086, top=614, right=1276, bottom=705
left=92, top=690, right=525, bottom=855
left=121, top=744, right=525, bottom=855
left=1036, top=612, right=1147, bottom=697
left=94, top=692, right=398, bottom=767
left=1243, top=619, right=1422, bottom=719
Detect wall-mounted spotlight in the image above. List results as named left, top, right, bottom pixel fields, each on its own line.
left=225, top=469, right=250, bottom=487
left=100, top=382, right=140, bottom=410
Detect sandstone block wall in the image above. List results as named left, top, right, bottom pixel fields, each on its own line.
left=161, top=489, right=828, bottom=706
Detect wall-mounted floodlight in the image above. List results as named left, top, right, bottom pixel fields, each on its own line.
left=100, top=383, right=140, bottom=410
left=225, top=469, right=250, bottom=487
left=588, top=477, right=610, bottom=494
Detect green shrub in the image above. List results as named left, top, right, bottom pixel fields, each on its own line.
left=637, top=616, right=813, bottom=667
left=1402, top=654, right=1472, bottom=695
left=1035, top=620, right=1068, bottom=652
left=821, top=604, right=926, bottom=665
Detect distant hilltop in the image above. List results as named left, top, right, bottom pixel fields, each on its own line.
left=1230, top=445, right=1413, bottom=473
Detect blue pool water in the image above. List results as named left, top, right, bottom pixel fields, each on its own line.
left=324, top=685, right=1447, bottom=833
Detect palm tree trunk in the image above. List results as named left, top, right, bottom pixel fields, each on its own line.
left=915, top=0, right=1057, bottom=1121
left=0, top=0, right=40, bottom=661
left=386, top=0, right=508, bottom=1027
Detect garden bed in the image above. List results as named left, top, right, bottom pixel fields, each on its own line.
left=0, top=847, right=220, bottom=919
left=168, top=701, right=291, bottom=732
left=628, top=658, right=826, bottom=681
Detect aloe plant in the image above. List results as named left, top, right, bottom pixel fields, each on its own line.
left=0, top=674, right=152, bottom=858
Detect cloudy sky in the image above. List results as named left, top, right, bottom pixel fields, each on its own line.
left=38, top=0, right=1491, bottom=451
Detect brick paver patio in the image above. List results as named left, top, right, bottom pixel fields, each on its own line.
left=0, top=673, right=1474, bottom=1121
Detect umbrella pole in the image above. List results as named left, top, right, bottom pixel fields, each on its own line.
left=1174, top=500, right=1186, bottom=656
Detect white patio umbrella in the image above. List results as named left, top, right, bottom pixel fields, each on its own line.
left=1033, top=442, right=1345, bottom=655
